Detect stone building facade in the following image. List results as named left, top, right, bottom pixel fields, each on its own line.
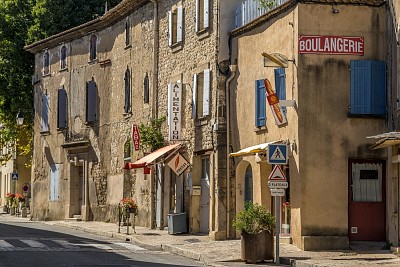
left=25, top=0, right=241, bottom=240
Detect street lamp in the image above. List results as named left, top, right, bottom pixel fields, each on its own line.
left=16, top=110, right=24, bottom=126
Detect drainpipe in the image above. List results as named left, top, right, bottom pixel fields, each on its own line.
left=151, top=0, right=159, bottom=119
left=226, top=64, right=237, bottom=239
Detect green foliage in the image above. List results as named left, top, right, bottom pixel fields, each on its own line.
left=232, top=202, right=275, bottom=235
left=257, top=0, right=276, bottom=9
left=138, top=117, right=166, bottom=152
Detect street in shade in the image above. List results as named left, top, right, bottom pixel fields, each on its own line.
left=0, top=214, right=204, bottom=267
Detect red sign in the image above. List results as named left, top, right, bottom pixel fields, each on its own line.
left=299, top=35, right=364, bottom=55
left=131, top=124, right=140, bottom=151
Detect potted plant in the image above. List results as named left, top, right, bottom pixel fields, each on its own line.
left=5, top=193, right=15, bottom=215
left=233, top=201, right=275, bottom=263
left=120, top=198, right=138, bottom=216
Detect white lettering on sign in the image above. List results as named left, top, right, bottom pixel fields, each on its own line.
left=298, top=36, right=364, bottom=55
left=168, top=83, right=182, bottom=140
left=131, top=124, right=140, bottom=151
left=268, top=181, right=288, bottom=189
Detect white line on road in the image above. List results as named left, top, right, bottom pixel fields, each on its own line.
left=78, top=243, right=113, bottom=250
left=0, top=240, right=14, bottom=248
left=20, top=239, right=48, bottom=248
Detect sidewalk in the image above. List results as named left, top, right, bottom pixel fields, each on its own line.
left=2, top=213, right=400, bottom=267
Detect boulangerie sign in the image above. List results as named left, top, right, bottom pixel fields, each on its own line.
left=299, top=35, right=364, bottom=55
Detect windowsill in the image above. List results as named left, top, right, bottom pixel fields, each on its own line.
left=57, top=127, right=67, bottom=132
left=348, top=113, right=386, bottom=119
left=123, top=112, right=132, bottom=119
left=254, top=126, right=268, bottom=133
left=195, top=117, right=209, bottom=126
left=196, top=29, right=210, bottom=40
left=124, top=157, right=131, bottom=162
left=40, top=130, right=50, bottom=135
left=88, top=59, right=98, bottom=65
left=84, top=121, right=97, bottom=126
left=99, top=59, right=111, bottom=66
left=125, top=44, right=132, bottom=50
left=170, top=42, right=183, bottom=53
left=43, top=73, right=51, bottom=78
left=59, top=67, right=68, bottom=72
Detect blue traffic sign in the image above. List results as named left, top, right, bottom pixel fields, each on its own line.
left=268, top=144, right=288, bottom=164
left=11, top=173, right=19, bottom=180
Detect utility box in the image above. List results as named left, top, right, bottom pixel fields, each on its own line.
left=167, top=213, right=187, bottom=234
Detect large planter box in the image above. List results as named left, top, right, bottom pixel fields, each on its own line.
left=241, top=230, right=274, bottom=263
left=167, top=213, right=187, bottom=234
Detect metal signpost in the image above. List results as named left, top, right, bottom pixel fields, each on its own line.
left=268, top=144, right=288, bottom=265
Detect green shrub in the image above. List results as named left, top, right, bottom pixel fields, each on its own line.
left=232, top=202, right=275, bottom=235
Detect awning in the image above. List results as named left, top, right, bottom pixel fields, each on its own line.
left=124, top=143, right=181, bottom=169
left=367, top=131, right=400, bottom=149
left=229, top=141, right=279, bottom=157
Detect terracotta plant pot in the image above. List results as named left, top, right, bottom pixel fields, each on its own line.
left=241, top=230, right=274, bottom=263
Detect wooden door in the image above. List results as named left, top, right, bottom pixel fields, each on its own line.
left=348, top=160, right=385, bottom=241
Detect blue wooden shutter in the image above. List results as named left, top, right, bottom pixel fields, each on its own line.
left=275, top=68, right=287, bottom=116
left=86, top=81, right=97, bottom=122
left=57, top=87, right=67, bottom=128
left=350, top=60, right=386, bottom=115
left=124, top=69, right=131, bottom=113
left=42, top=94, right=49, bottom=132
left=255, top=80, right=266, bottom=127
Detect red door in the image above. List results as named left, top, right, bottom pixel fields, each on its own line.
left=348, top=159, right=386, bottom=241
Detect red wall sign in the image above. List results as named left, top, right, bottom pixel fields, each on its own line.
left=131, top=124, right=140, bottom=151
left=299, top=35, right=364, bottom=55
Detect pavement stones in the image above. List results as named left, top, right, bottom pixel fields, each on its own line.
left=1, top=213, right=400, bottom=267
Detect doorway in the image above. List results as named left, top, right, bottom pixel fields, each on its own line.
left=71, top=165, right=84, bottom=216
left=200, top=158, right=210, bottom=233
left=348, top=160, right=386, bottom=241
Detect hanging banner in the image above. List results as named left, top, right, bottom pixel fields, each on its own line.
left=131, top=124, right=140, bottom=151
left=168, top=83, right=182, bottom=141
left=264, top=78, right=287, bottom=126
left=299, top=35, right=364, bottom=55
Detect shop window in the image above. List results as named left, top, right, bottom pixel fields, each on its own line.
left=42, top=94, right=50, bottom=132
left=60, top=45, right=67, bottom=70
left=196, top=0, right=209, bottom=32
left=57, top=87, right=67, bottom=129
left=168, top=6, right=183, bottom=46
left=192, top=69, right=211, bottom=119
left=255, top=79, right=266, bottom=127
left=124, top=67, right=131, bottom=113
left=144, top=73, right=149, bottom=104
left=350, top=60, right=386, bottom=116
left=50, top=164, right=60, bottom=201
left=89, top=35, right=97, bottom=61
left=43, top=50, right=50, bottom=75
left=86, top=80, right=97, bottom=123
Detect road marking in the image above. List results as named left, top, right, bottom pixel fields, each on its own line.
left=52, top=239, right=78, bottom=248
left=78, top=243, right=113, bottom=250
left=20, top=239, right=48, bottom=248
left=0, top=240, right=13, bottom=248
left=114, top=242, right=146, bottom=251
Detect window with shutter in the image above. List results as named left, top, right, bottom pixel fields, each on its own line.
left=86, top=81, right=97, bottom=123
left=50, top=164, right=60, bottom=202
left=144, top=73, right=149, bottom=104
left=350, top=60, right=386, bottom=116
left=43, top=51, right=50, bottom=75
left=124, top=68, right=131, bottom=113
left=274, top=68, right=287, bottom=116
left=90, top=35, right=97, bottom=61
left=196, top=0, right=209, bottom=32
left=57, top=87, right=67, bottom=129
left=193, top=69, right=211, bottom=119
left=255, top=80, right=266, bottom=127
left=192, top=74, right=197, bottom=119
left=42, top=94, right=50, bottom=132
left=60, top=45, right=67, bottom=70
left=168, top=6, right=183, bottom=46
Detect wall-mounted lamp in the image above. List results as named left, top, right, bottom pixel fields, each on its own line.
left=255, top=153, right=262, bottom=163
left=332, top=6, right=339, bottom=14
left=16, top=110, right=24, bottom=126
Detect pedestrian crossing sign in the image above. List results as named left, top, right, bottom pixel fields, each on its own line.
left=11, top=173, right=18, bottom=180
left=268, top=144, right=288, bottom=164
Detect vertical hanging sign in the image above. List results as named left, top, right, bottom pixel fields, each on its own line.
left=131, top=124, right=140, bottom=151
left=169, top=83, right=182, bottom=140
left=264, top=78, right=287, bottom=126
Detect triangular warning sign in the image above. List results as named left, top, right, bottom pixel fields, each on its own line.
left=268, top=165, right=286, bottom=181
left=270, top=146, right=285, bottom=161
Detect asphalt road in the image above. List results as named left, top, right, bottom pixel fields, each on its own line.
left=0, top=220, right=205, bottom=267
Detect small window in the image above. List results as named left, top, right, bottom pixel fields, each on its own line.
left=192, top=69, right=211, bottom=119
left=196, top=0, right=210, bottom=32
left=350, top=60, right=386, bottom=116
left=60, top=45, right=67, bottom=69
left=124, top=67, right=131, bottom=113
left=255, top=80, right=266, bottom=127
left=125, top=18, right=131, bottom=46
left=144, top=73, right=149, bottom=104
left=42, top=94, right=50, bottom=132
left=90, top=35, right=97, bottom=61
left=43, top=50, right=50, bottom=75
left=124, top=140, right=131, bottom=160
left=57, top=87, right=67, bottom=129
left=86, top=80, right=97, bottom=123
left=168, top=6, right=183, bottom=47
